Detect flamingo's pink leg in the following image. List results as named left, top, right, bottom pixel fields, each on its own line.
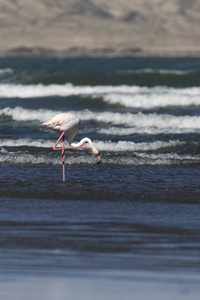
left=53, top=131, right=92, bottom=182
left=53, top=132, right=91, bottom=151
left=53, top=131, right=65, bottom=151
left=62, top=133, right=65, bottom=182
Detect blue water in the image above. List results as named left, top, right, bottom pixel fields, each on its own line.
left=0, top=57, right=200, bottom=299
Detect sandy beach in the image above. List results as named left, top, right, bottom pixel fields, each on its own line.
left=0, top=0, right=200, bottom=57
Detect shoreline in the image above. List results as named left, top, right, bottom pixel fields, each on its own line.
left=1, top=47, right=200, bottom=59
left=1, top=269, right=200, bottom=300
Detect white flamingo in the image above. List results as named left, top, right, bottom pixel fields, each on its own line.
left=42, top=113, right=101, bottom=181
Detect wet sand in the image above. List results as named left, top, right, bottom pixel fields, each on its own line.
left=1, top=271, right=200, bottom=300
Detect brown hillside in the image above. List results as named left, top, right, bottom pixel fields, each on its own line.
left=0, top=0, right=200, bottom=56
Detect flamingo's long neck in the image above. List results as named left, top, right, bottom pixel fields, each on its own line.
left=68, top=134, right=94, bottom=149
left=68, top=132, right=101, bottom=163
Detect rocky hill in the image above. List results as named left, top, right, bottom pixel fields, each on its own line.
left=0, top=0, right=200, bottom=56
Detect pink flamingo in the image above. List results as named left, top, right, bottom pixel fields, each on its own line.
left=42, top=113, right=101, bottom=181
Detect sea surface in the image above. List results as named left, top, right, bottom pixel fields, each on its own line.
left=0, top=57, right=200, bottom=299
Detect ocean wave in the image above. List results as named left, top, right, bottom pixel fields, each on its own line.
left=0, top=152, right=95, bottom=165
left=0, top=83, right=129, bottom=98
left=0, top=138, right=54, bottom=148
left=132, top=152, right=200, bottom=166
left=102, top=92, right=200, bottom=108
left=1, top=137, right=189, bottom=167
left=0, top=138, right=184, bottom=152
left=0, top=68, right=13, bottom=75
left=94, top=140, right=184, bottom=152
left=98, top=126, right=200, bottom=135
left=0, top=151, right=199, bottom=166
left=116, top=68, right=194, bottom=75
left=1, top=83, right=200, bottom=109
left=1, top=107, right=200, bottom=132
left=80, top=111, right=200, bottom=130
left=0, top=106, right=55, bottom=122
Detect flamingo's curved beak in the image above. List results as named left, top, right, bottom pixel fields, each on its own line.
left=96, top=154, right=101, bottom=164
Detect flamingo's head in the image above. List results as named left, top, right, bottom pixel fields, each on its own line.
left=92, top=147, right=101, bottom=164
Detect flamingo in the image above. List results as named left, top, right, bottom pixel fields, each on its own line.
left=42, top=113, right=101, bottom=181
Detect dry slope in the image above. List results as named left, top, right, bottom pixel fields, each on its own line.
left=0, top=0, right=200, bottom=56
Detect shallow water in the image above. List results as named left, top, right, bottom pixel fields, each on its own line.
left=0, top=57, right=200, bottom=299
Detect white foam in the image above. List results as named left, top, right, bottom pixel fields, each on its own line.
left=0, top=137, right=96, bottom=150
left=1, top=107, right=200, bottom=133
left=116, top=68, right=194, bottom=75
left=0, top=152, right=96, bottom=165
left=0, top=152, right=59, bottom=165
left=1, top=83, right=200, bottom=109
left=0, top=68, right=13, bottom=75
left=0, top=137, right=91, bottom=149
left=0, top=106, right=55, bottom=122
left=0, top=83, right=131, bottom=98
left=126, top=113, right=200, bottom=129
left=0, top=138, right=185, bottom=154
left=132, top=152, right=199, bottom=166
left=0, top=138, right=183, bottom=152
left=0, top=138, right=54, bottom=148
left=0, top=147, right=8, bottom=154
left=94, top=140, right=184, bottom=152
left=102, top=92, right=200, bottom=108
left=82, top=111, right=200, bottom=131
left=77, top=110, right=200, bottom=131
left=98, top=126, right=200, bottom=135
left=0, top=151, right=199, bottom=166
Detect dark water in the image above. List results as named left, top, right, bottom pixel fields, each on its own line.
left=0, top=57, right=200, bottom=298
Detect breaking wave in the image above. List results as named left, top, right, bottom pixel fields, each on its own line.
left=116, top=68, right=194, bottom=75
left=0, top=138, right=184, bottom=152
left=0, top=137, right=197, bottom=166
left=1, top=83, right=200, bottom=109
left=0, top=150, right=199, bottom=166
left=0, top=68, right=13, bottom=75
left=1, top=107, right=200, bottom=133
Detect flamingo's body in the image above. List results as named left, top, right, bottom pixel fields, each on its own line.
left=42, top=113, right=81, bottom=135
left=42, top=113, right=101, bottom=181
